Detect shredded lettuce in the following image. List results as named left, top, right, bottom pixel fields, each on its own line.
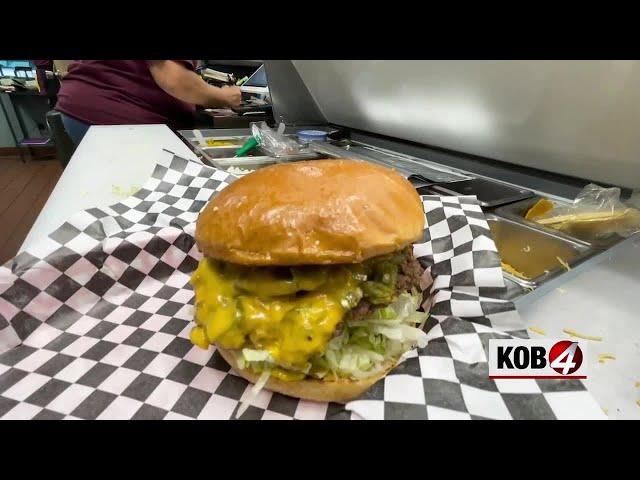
left=320, top=292, right=428, bottom=379
left=237, top=292, right=428, bottom=383
left=236, top=369, right=271, bottom=418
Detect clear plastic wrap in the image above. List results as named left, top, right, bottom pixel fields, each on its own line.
left=626, top=189, right=640, bottom=209
left=250, top=121, right=302, bottom=158
left=528, top=183, right=640, bottom=239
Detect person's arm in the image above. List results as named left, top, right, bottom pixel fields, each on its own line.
left=148, top=60, right=242, bottom=108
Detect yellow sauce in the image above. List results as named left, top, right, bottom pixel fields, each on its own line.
left=501, top=261, right=530, bottom=280
left=190, top=259, right=361, bottom=372
left=205, top=139, right=242, bottom=147
left=490, top=220, right=579, bottom=279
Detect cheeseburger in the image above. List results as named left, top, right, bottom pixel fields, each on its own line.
left=190, top=159, right=428, bottom=404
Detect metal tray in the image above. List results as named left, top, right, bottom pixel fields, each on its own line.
left=200, top=147, right=277, bottom=165
left=335, top=143, right=471, bottom=183
left=480, top=277, right=529, bottom=302
left=428, top=178, right=534, bottom=208
left=494, top=196, right=625, bottom=249
left=190, top=135, right=320, bottom=170
left=321, top=142, right=532, bottom=208
left=485, top=213, right=594, bottom=288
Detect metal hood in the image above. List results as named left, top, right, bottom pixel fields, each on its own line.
left=266, top=60, right=640, bottom=189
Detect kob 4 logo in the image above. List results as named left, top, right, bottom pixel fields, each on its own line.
left=489, top=339, right=588, bottom=379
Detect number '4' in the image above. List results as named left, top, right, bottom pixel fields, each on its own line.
left=550, top=343, right=578, bottom=374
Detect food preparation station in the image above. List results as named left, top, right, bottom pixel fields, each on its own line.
left=20, top=61, right=640, bottom=419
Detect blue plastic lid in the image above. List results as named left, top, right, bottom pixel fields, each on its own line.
left=297, top=130, right=328, bottom=142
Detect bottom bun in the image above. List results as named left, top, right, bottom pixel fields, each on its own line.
left=218, top=347, right=395, bottom=403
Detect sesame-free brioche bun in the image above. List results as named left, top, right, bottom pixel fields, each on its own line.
left=195, top=159, right=425, bottom=265
left=217, top=347, right=395, bottom=403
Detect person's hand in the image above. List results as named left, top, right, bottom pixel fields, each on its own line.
left=220, top=85, right=242, bottom=108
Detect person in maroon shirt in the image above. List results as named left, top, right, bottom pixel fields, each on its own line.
left=55, top=60, right=242, bottom=144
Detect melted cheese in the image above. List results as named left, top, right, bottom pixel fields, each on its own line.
left=190, top=259, right=360, bottom=371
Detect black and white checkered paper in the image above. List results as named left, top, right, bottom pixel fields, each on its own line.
left=0, top=156, right=605, bottom=420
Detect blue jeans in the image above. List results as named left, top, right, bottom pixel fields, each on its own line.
left=59, top=112, right=91, bottom=145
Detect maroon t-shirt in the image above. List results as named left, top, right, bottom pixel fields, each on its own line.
left=56, top=60, right=198, bottom=129
left=33, top=60, right=54, bottom=70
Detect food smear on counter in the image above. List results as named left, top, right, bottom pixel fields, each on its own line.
left=112, top=184, right=140, bottom=198
left=563, top=328, right=603, bottom=341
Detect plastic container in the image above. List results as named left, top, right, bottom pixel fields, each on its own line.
left=296, top=130, right=328, bottom=143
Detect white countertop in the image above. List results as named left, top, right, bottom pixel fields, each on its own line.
left=20, top=124, right=640, bottom=420
left=518, top=237, right=640, bottom=420
left=20, top=124, right=199, bottom=254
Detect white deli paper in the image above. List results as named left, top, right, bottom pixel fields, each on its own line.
left=0, top=156, right=605, bottom=420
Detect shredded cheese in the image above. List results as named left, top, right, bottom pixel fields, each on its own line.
left=563, top=328, right=603, bottom=341
left=522, top=245, right=531, bottom=253
left=537, top=209, right=633, bottom=225
left=529, top=326, right=547, bottom=336
left=557, top=256, right=571, bottom=271
left=597, top=353, right=616, bottom=363
left=501, top=261, right=530, bottom=279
